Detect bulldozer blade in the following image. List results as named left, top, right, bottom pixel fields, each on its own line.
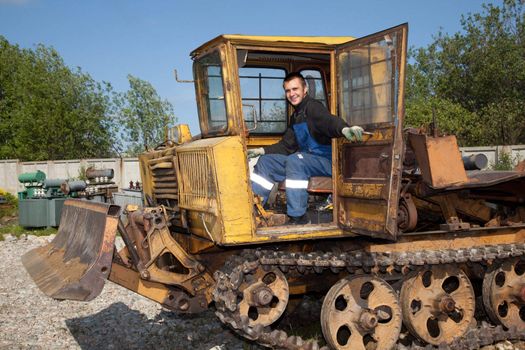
left=21, top=199, right=120, bottom=301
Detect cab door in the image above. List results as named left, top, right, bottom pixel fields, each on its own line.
left=333, top=24, right=408, bottom=240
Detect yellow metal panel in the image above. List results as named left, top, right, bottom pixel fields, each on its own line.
left=192, top=35, right=355, bottom=57
left=224, top=225, right=350, bottom=245
left=213, top=136, right=255, bottom=242
left=222, top=35, right=355, bottom=44
left=339, top=200, right=386, bottom=232
left=176, top=136, right=255, bottom=244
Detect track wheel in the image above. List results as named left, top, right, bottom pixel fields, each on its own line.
left=237, top=267, right=289, bottom=327
left=400, top=265, right=475, bottom=345
left=482, top=257, right=525, bottom=329
left=320, top=276, right=402, bottom=350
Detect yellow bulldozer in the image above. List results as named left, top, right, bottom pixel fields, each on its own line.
left=22, top=24, right=525, bottom=349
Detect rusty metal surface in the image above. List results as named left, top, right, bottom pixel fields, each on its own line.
left=237, top=268, right=289, bottom=327
left=21, top=199, right=120, bottom=301
left=114, top=207, right=215, bottom=302
left=482, top=257, right=525, bottom=330
left=397, top=194, right=417, bottom=232
left=109, top=263, right=208, bottom=313
left=408, top=133, right=468, bottom=188
left=320, top=275, right=402, bottom=350
left=212, top=240, right=525, bottom=350
left=400, top=265, right=475, bottom=345
left=417, top=171, right=525, bottom=199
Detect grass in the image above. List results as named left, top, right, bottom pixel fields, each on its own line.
left=0, top=223, right=57, bottom=240
left=0, top=206, right=18, bottom=218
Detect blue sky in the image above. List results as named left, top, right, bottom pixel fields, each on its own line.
left=0, top=0, right=497, bottom=134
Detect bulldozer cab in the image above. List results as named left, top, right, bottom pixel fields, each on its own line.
left=187, top=24, right=407, bottom=241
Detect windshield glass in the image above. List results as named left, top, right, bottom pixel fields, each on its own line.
left=194, top=51, right=227, bottom=132
left=338, top=33, right=399, bottom=125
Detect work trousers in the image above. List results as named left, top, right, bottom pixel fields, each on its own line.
left=251, top=153, right=332, bottom=217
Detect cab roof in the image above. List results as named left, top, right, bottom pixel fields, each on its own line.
left=190, top=34, right=355, bottom=58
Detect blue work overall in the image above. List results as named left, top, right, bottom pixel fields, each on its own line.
left=251, top=122, right=332, bottom=217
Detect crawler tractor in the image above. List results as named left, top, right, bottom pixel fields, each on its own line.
left=23, top=24, right=525, bottom=349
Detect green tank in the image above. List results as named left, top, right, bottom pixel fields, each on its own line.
left=18, top=170, right=46, bottom=184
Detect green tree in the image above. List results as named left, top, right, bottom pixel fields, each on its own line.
left=405, top=0, right=525, bottom=146
left=116, top=75, right=175, bottom=156
left=0, top=37, right=117, bottom=161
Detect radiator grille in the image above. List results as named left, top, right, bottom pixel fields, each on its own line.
left=148, top=155, right=179, bottom=202
left=177, top=149, right=217, bottom=213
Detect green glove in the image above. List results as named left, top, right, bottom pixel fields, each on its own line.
left=247, top=147, right=265, bottom=158
left=342, top=126, right=364, bottom=142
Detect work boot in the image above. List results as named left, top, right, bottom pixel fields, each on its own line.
left=287, top=214, right=310, bottom=225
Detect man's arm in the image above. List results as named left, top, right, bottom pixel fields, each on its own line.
left=307, top=100, right=348, bottom=139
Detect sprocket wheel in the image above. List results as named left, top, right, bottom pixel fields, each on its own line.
left=320, top=275, right=402, bottom=350
left=400, top=265, right=475, bottom=345
left=482, top=257, right=525, bottom=330
left=237, top=267, right=289, bottom=327
left=397, top=194, right=417, bottom=232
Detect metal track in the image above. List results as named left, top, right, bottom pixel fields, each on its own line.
left=213, top=244, right=525, bottom=350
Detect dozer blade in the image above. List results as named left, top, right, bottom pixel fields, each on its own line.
left=22, top=199, right=120, bottom=301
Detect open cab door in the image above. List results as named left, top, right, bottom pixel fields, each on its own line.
left=334, top=24, right=408, bottom=240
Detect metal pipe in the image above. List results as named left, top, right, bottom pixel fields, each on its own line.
left=43, top=178, right=66, bottom=188
left=86, top=168, right=114, bottom=180
left=61, top=180, right=87, bottom=195
left=462, top=154, right=488, bottom=170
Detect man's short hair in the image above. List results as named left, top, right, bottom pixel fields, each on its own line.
left=283, top=72, right=306, bottom=87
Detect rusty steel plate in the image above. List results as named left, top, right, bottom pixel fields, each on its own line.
left=400, top=265, right=475, bottom=345
left=483, top=257, right=525, bottom=330
left=321, top=275, right=402, bottom=350
left=21, top=199, right=120, bottom=301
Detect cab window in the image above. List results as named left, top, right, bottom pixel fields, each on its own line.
left=194, top=50, right=227, bottom=132
left=240, top=67, right=287, bottom=134
left=300, top=69, right=327, bottom=107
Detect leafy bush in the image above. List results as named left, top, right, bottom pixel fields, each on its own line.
left=0, top=188, right=18, bottom=207
left=490, top=152, right=521, bottom=171
left=0, top=188, right=18, bottom=219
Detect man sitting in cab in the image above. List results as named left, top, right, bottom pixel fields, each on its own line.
left=248, top=72, right=363, bottom=225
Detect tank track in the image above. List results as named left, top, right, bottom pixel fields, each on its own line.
left=213, top=243, right=525, bottom=350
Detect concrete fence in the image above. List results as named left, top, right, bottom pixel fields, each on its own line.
left=1, top=145, right=524, bottom=196
left=460, top=145, right=525, bottom=169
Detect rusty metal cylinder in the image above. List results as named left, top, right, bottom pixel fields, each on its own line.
left=86, top=168, right=114, bottom=180
left=61, top=180, right=87, bottom=195
left=462, top=154, right=488, bottom=170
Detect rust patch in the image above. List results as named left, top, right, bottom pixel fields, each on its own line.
left=515, top=160, right=525, bottom=172
left=21, top=199, right=119, bottom=301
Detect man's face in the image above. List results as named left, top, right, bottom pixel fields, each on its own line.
left=284, top=77, right=308, bottom=107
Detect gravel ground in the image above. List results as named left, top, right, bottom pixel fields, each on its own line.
left=0, top=234, right=255, bottom=350
left=1, top=234, right=523, bottom=350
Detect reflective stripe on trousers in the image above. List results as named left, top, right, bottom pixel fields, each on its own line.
left=250, top=152, right=331, bottom=217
